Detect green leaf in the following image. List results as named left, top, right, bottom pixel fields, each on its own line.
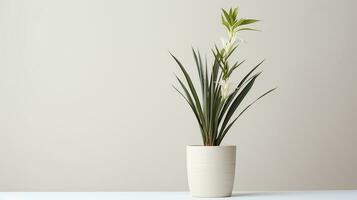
left=204, top=57, right=209, bottom=125
left=216, top=88, right=276, bottom=145
left=225, top=45, right=238, bottom=60
left=174, top=76, right=207, bottom=141
left=237, top=60, right=264, bottom=88
left=218, top=60, right=264, bottom=124
left=170, top=53, right=206, bottom=129
left=218, top=73, right=260, bottom=140
left=232, top=8, right=238, bottom=20
left=228, top=60, right=246, bottom=77
left=222, top=9, right=231, bottom=25
left=237, top=18, right=259, bottom=26
left=221, top=15, right=230, bottom=30
left=237, top=28, right=260, bottom=32
left=192, top=49, right=204, bottom=96
left=172, top=84, right=206, bottom=141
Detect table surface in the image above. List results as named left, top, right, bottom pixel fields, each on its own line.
left=0, top=191, right=356, bottom=200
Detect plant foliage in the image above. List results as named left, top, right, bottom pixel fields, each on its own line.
left=172, top=7, right=275, bottom=146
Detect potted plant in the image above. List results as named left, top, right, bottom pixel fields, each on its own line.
left=171, top=7, right=275, bottom=197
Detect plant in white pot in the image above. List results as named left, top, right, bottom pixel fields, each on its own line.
left=171, top=7, right=275, bottom=198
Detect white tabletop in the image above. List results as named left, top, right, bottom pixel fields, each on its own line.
left=0, top=191, right=356, bottom=200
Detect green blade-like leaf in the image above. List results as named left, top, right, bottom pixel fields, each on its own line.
left=173, top=84, right=206, bottom=141
left=175, top=76, right=197, bottom=116
left=204, top=57, right=209, bottom=124
left=216, top=88, right=276, bottom=145
left=236, top=18, right=259, bottom=26
left=225, top=45, right=238, bottom=60
left=237, top=60, right=264, bottom=88
left=237, top=28, right=260, bottom=32
left=211, top=50, right=221, bottom=84
left=192, top=49, right=204, bottom=96
left=218, top=72, right=261, bottom=125
left=175, top=76, right=207, bottom=138
left=170, top=53, right=206, bottom=128
left=232, top=8, right=238, bottom=20
left=218, top=60, right=264, bottom=124
left=228, top=60, right=246, bottom=77
left=221, top=15, right=230, bottom=30
left=236, top=88, right=276, bottom=121
left=222, top=9, right=232, bottom=25
left=218, top=73, right=260, bottom=139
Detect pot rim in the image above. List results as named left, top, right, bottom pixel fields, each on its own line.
left=187, top=145, right=236, bottom=148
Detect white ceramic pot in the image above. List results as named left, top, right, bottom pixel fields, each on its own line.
left=186, top=145, right=236, bottom=198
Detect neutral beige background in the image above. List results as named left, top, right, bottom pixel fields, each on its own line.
left=1, top=0, right=357, bottom=191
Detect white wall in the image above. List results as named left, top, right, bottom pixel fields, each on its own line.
left=0, top=0, right=357, bottom=191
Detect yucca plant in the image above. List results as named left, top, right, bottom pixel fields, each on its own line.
left=171, top=7, right=275, bottom=146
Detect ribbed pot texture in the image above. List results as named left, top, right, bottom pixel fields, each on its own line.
left=186, top=145, right=236, bottom=198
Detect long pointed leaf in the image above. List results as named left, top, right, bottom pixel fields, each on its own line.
left=218, top=74, right=259, bottom=139
left=192, top=49, right=204, bottom=96
left=238, top=28, right=260, bottom=32
left=228, top=60, right=246, bottom=77
left=216, top=88, right=276, bottom=144
left=173, top=85, right=206, bottom=141
left=170, top=53, right=206, bottom=129
left=236, top=19, right=259, bottom=26
left=218, top=60, right=264, bottom=124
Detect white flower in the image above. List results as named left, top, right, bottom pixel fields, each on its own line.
left=220, top=79, right=234, bottom=99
